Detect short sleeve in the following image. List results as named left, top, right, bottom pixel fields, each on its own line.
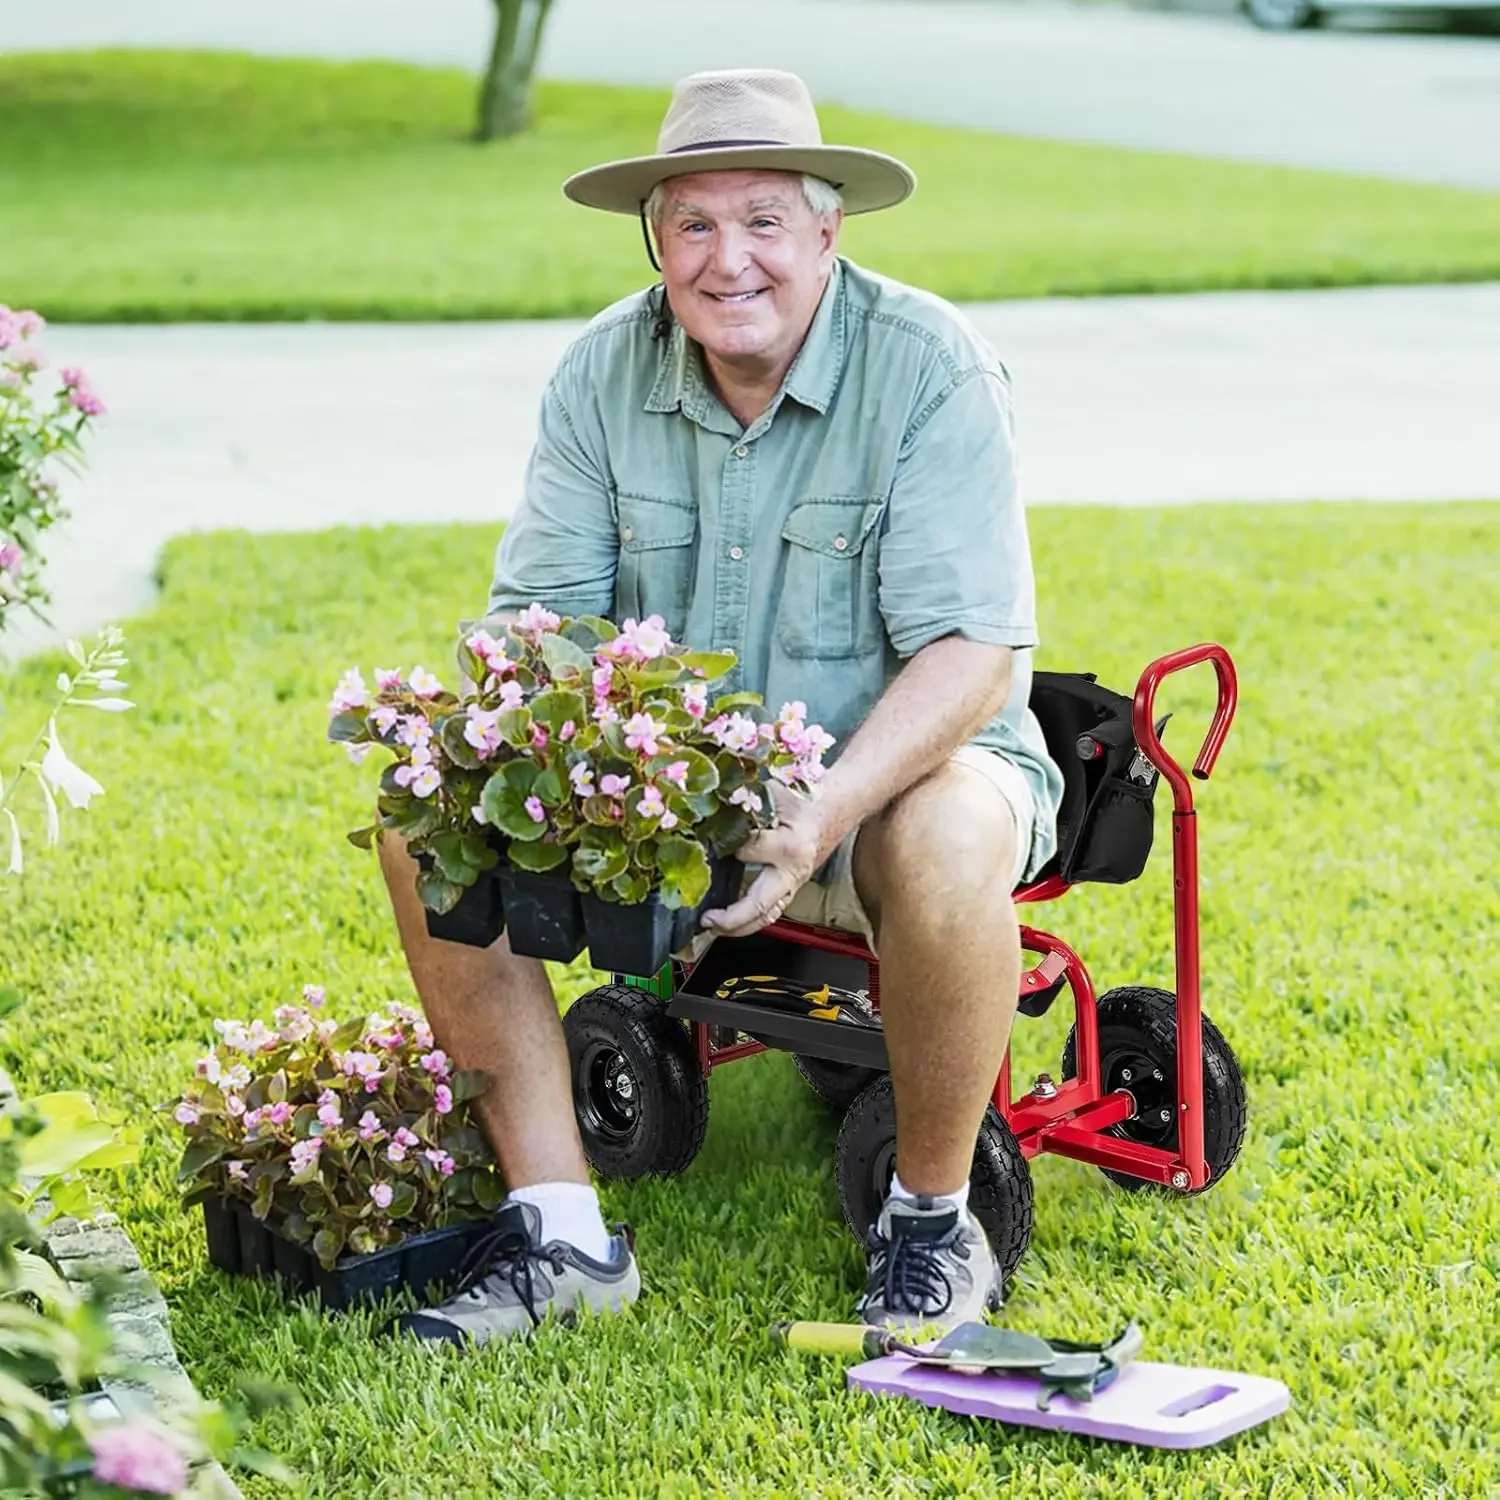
left=878, top=366, right=1038, bottom=658
left=487, top=380, right=619, bottom=619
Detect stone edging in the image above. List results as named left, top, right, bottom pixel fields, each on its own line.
left=1, top=1063, right=243, bottom=1499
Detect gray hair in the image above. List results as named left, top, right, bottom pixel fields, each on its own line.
left=646, top=172, right=844, bottom=227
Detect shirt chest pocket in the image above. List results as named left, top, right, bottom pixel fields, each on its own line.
left=614, top=492, right=698, bottom=638
left=778, top=497, right=885, bottom=660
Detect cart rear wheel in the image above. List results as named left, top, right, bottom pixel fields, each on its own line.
left=1061, top=985, right=1247, bottom=1193
left=564, top=985, right=708, bottom=1179
left=792, top=990, right=885, bottom=1111
left=834, top=1075, right=1034, bottom=1282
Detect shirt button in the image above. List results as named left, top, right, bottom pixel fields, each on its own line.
left=733, top=444, right=748, bottom=458
left=833, top=535, right=849, bottom=551
left=729, top=546, right=744, bottom=561
left=621, top=526, right=634, bottom=542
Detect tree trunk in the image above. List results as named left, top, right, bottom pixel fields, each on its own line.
left=475, top=0, right=555, bottom=142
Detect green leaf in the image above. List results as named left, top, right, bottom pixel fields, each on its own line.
left=481, top=777, right=548, bottom=841
left=699, top=803, right=753, bottom=856
left=388, top=798, right=441, bottom=841
left=506, top=837, right=569, bottom=872
left=178, top=1137, right=230, bottom=1183
left=0, top=985, right=23, bottom=1021
left=346, top=824, right=379, bottom=851
left=573, top=828, right=629, bottom=884
left=439, top=713, right=483, bottom=770
left=326, top=710, right=368, bottom=744
left=498, top=706, right=534, bottom=747
left=450, top=1068, right=490, bottom=1104
left=654, top=835, right=712, bottom=909
left=531, top=688, right=587, bottom=734
left=533, top=762, right=566, bottom=806
left=610, top=869, right=651, bottom=904
left=312, top=1227, right=345, bottom=1269
left=713, top=691, right=763, bottom=713
left=677, top=650, right=737, bottom=682
left=648, top=745, right=719, bottom=795
left=564, top=615, right=617, bottom=653
left=19, top=1120, right=117, bottom=1177
left=416, top=864, right=464, bottom=914
left=539, top=632, right=592, bottom=678
left=474, top=1170, right=505, bottom=1211
left=387, top=1181, right=418, bottom=1221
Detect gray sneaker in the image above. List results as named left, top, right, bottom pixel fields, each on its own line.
left=856, top=1196, right=1002, bottom=1336
left=389, top=1201, right=640, bottom=1347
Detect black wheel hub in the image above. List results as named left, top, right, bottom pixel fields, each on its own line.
left=578, top=1042, right=641, bottom=1143
left=1103, top=1045, right=1174, bottom=1146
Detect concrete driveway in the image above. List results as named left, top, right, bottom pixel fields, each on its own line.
left=9, top=282, right=1496, bottom=661
left=5, top=0, right=1500, bottom=189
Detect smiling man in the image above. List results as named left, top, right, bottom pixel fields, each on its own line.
left=381, top=69, right=1064, bottom=1346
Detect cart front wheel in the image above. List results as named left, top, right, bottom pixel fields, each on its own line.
left=1061, top=984, right=1247, bottom=1193
left=564, top=985, right=708, bottom=1179
left=834, top=1075, right=1034, bottom=1283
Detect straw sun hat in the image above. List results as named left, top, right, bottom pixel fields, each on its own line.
left=563, top=69, right=916, bottom=217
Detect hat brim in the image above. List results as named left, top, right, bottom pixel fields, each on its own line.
left=562, top=144, right=915, bottom=217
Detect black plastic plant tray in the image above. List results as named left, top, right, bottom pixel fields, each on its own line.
left=498, top=866, right=586, bottom=962
left=202, top=1197, right=491, bottom=1312
left=415, top=855, right=506, bottom=948
left=581, top=856, right=740, bottom=977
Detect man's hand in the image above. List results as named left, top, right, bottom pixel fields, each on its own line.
left=700, top=783, right=832, bottom=939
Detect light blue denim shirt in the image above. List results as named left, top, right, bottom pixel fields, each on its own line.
left=489, top=257, right=1065, bottom=880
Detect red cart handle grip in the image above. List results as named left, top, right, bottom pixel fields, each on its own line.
left=1132, top=643, right=1238, bottom=811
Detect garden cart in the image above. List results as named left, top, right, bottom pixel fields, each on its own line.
left=562, top=643, right=1248, bottom=1278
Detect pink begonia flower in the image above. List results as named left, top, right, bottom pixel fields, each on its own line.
left=778, top=701, right=809, bottom=723
left=392, top=764, right=415, bottom=789
left=303, top=984, right=326, bottom=1009
left=592, top=664, right=614, bottom=694
left=70, top=382, right=106, bottom=417
left=224, top=1063, right=251, bottom=1089
left=636, top=786, right=666, bottom=819
left=358, top=1110, right=386, bottom=1142
left=434, top=1084, right=454, bottom=1114
left=227, top=1159, right=249, bottom=1181
left=599, top=773, right=630, bottom=798
left=683, top=683, right=709, bottom=718
left=593, top=702, right=620, bottom=728
left=16, top=311, right=46, bottom=339
left=89, top=1422, right=189, bottom=1496
left=620, top=614, right=672, bottom=660
left=660, top=809, right=679, bottom=830
left=471, top=802, right=487, bottom=824
left=173, top=1102, right=199, bottom=1127
left=394, top=1127, right=420, bottom=1147
left=413, top=1020, right=435, bottom=1050
left=705, top=714, right=729, bottom=740
left=531, top=724, right=549, bottom=749
left=374, top=667, right=403, bottom=691
left=515, top=603, right=561, bottom=634
left=370, top=1181, right=395, bottom=1209
left=370, top=704, right=399, bottom=736
left=524, top=795, right=546, bottom=823
left=317, top=1100, right=342, bottom=1129
left=559, top=720, right=576, bottom=742
left=395, top=715, right=432, bottom=750
left=408, top=666, right=443, bottom=698
left=464, top=704, right=504, bottom=759
left=387, top=1140, right=408, bottom=1163
left=224, top=1093, right=246, bottom=1118
left=409, top=764, right=442, bottom=799
left=328, top=668, right=368, bottom=716
left=758, top=722, right=778, bottom=743
left=663, top=761, right=689, bottom=790
left=342, top=1050, right=384, bottom=1083
left=466, top=630, right=514, bottom=677
left=195, top=1053, right=221, bottom=1084
left=315, top=1017, right=339, bottom=1042
left=497, top=679, right=525, bottom=710
left=710, top=713, right=760, bottom=754
left=569, top=762, right=596, bottom=799
left=609, top=801, right=624, bottom=821
left=729, top=786, right=764, bottom=815
left=274, top=1004, right=312, bottom=1042
left=623, top=713, right=662, bottom=756
left=290, top=1138, right=322, bottom=1174
left=268, top=1101, right=292, bottom=1127
left=419, top=1050, right=450, bottom=1078
left=242, top=1107, right=266, bottom=1133
left=0, top=542, right=21, bottom=576
left=423, top=1148, right=456, bottom=1177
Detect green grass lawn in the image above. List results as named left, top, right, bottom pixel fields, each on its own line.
left=5, top=50, right=1500, bottom=320
left=1, top=503, right=1497, bottom=1496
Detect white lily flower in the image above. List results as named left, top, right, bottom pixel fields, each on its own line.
left=40, top=719, right=104, bottom=809
left=72, top=696, right=134, bottom=712
left=35, top=773, right=60, bottom=845
left=5, top=809, right=21, bottom=875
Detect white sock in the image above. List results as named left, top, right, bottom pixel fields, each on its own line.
left=505, top=1182, right=616, bottom=1263
left=889, top=1171, right=970, bottom=1226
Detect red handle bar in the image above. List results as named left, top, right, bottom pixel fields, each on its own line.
left=1132, top=644, right=1237, bottom=813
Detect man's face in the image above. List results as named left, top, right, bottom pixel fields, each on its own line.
left=653, top=170, right=841, bottom=371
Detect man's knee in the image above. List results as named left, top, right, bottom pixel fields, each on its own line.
left=854, top=762, right=1018, bottom=926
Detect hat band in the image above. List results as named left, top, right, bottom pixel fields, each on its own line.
left=666, top=138, right=787, bottom=154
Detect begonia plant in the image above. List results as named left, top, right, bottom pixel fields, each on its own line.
left=168, top=987, right=502, bottom=1269
left=329, top=605, right=833, bottom=915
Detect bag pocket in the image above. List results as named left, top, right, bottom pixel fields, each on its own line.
left=777, top=497, right=885, bottom=659
left=615, top=493, right=698, bottom=639
left=1065, top=774, right=1155, bottom=885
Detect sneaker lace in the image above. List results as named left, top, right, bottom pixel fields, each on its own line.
left=870, top=1223, right=968, bottom=1317
left=454, top=1219, right=570, bottom=1328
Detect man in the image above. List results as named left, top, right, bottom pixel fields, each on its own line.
left=382, top=68, right=1064, bottom=1346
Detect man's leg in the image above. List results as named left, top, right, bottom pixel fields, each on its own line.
left=852, top=761, right=1022, bottom=1196
left=848, top=760, right=1023, bottom=1328
left=379, top=834, right=640, bottom=1344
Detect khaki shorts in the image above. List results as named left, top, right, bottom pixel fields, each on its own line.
left=780, top=745, right=1036, bottom=952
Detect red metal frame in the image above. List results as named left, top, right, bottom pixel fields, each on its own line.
left=685, top=644, right=1238, bottom=1193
